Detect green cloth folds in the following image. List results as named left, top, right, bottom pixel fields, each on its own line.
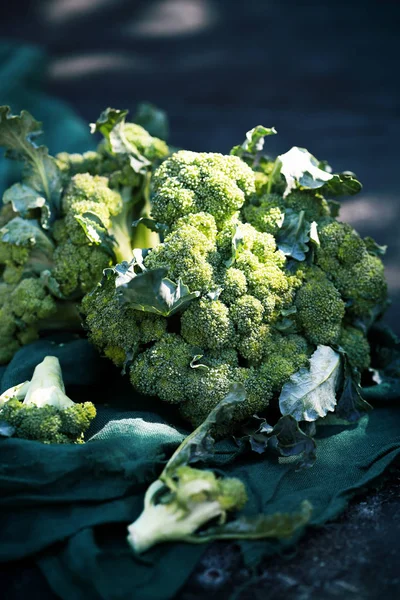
left=0, top=339, right=399, bottom=600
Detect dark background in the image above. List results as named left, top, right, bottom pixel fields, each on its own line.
left=1, top=1, right=399, bottom=598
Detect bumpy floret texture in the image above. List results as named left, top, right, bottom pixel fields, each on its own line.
left=151, top=151, right=256, bottom=227
left=0, top=398, right=96, bottom=444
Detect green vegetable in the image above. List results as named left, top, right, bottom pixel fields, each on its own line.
left=0, top=105, right=169, bottom=363
left=82, top=123, right=387, bottom=434
left=127, top=385, right=312, bottom=553
left=0, top=356, right=96, bottom=443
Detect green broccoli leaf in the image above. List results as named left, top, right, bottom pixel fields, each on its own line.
left=225, top=224, right=246, bottom=267
left=279, top=345, right=341, bottom=421
left=269, top=415, right=317, bottom=469
left=118, top=267, right=200, bottom=317
left=231, top=125, right=277, bottom=161
left=165, top=383, right=246, bottom=477
left=91, top=108, right=150, bottom=174
left=321, top=172, right=362, bottom=197
left=277, top=146, right=333, bottom=197
left=0, top=217, right=54, bottom=256
left=74, top=212, right=115, bottom=257
left=276, top=209, right=311, bottom=261
left=364, top=236, right=387, bottom=258
left=336, top=370, right=372, bottom=422
left=0, top=107, right=62, bottom=228
left=134, top=102, right=169, bottom=141
left=185, top=499, right=312, bottom=542
left=132, top=216, right=169, bottom=236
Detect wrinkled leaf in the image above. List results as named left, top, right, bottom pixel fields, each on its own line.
left=336, top=372, right=372, bottom=422
left=118, top=267, right=200, bottom=317
left=364, top=236, right=387, bottom=258
left=277, top=209, right=311, bottom=261
left=74, top=212, right=115, bottom=256
left=132, top=217, right=169, bottom=236
left=269, top=415, right=317, bottom=469
left=279, top=345, right=341, bottom=421
left=185, top=500, right=312, bottom=543
left=164, top=383, right=246, bottom=477
left=277, top=146, right=333, bottom=197
left=0, top=107, right=62, bottom=227
left=321, top=172, right=362, bottom=197
left=134, top=102, right=169, bottom=140
left=231, top=125, right=277, bottom=161
left=0, top=216, right=54, bottom=256
left=91, top=107, right=150, bottom=174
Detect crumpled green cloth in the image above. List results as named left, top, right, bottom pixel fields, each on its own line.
left=0, top=40, right=94, bottom=195
left=1, top=339, right=400, bottom=600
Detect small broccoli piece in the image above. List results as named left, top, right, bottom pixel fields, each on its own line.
left=151, top=151, right=255, bottom=227
left=181, top=298, right=235, bottom=350
left=338, top=326, right=371, bottom=371
left=295, top=268, right=345, bottom=345
left=123, top=123, right=169, bottom=161
left=127, top=465, right=247, bottom=553
left=0, top=356, right=96, bottom=443
left=55, top=151, right=104, bottom=178
left=144, top=213, right=219, bottom=292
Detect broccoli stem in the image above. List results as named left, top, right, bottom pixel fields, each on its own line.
left=24, top=356, right=74, bottom=409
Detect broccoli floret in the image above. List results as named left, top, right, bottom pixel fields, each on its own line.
left=127, top=465, right=247, bottom=553
left=151, top=151, right=255, bottom=227
left=339, top=326, right=371, bottom=371
left=316, top=220, right=387, bottom=319
left=0, top=356, right=96, bottom=443
left=295, top=267, right=345, bottom=345
left=181, top=298, right=235, bottom=350
left=11, top=278, right=57, bottom=324
left=123, top=123, right=169, bottom=161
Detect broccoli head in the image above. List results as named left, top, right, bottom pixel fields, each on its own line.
left=0, top=356, right=96, bottom=443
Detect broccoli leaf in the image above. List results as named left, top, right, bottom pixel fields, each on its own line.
left=165, top=383, right=246, bottom=477
left=0, top=217, right=54, bottom=256
left=277, top=147, right=333, bottom=197
left=276, top=209, right=311, bottom=261
left=269, top=415, right=317, bottom=469
left=132, top=217, right=169, bottom=235
left=74, top=212, right=116, bottom=257
left=185, top=500, right=312, bottom=543
left=134, top=102, right=169, bottom=140
left=336, top=371, right=372, bottom=422
left=279, top=345, right=341, bottom=421
left=231, top=125, right=277, bottom=161
left=0, top=107, right=62, bottom=227
left=321, top=172, right=362, bottom=197
left=91, top=108, right=150, bottom=174
left=364, top=236, right=387, bottom=258
left=225, top=224, right=246, bottom=267
left=118, top=267, right=200, bottom=316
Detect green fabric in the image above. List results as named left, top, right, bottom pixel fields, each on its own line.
left=0, top=340, right=399, bottom=600
left=0, top=40, right=94, bottom=195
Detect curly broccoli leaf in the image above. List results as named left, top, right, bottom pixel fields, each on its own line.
left=185, top=499, right=312, bottom=543
left=118, top=267, right=200, bottom=316
left=279, top=345, right=341, bottom=422
left=91, top=107, right=150, bottom=174
left=1, top=217, right=54, bottom=256
left=364, top=236, right=387, bottom=258
left=0, top=107, right=62, bottom=227
left=269, top=415, right=317, bottom=469
left=74, top=212, right=115, bottom=257
left=165, top=383, right=246, bottom=477
left=132, top=216, right=169, bottom=235
left=336, top=370, right=372, bottom=422
left=134, top=102, right=169, bottom=140
left=276, top=209, right=312, bottom=261
left=321, top=172, right=362, bottom=197
left=277, top=147, right=333, bottom=197
left=231, top=125, right=277, bottom=162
